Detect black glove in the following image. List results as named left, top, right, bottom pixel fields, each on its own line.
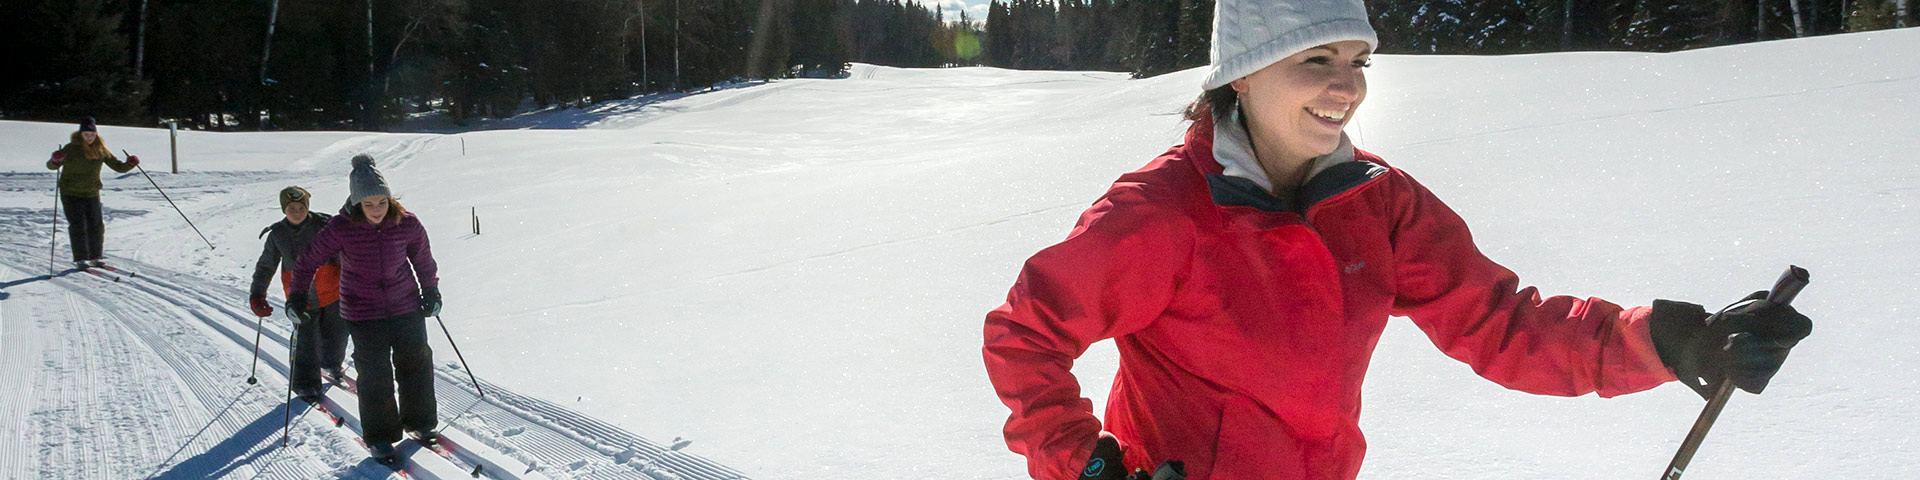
left=1080, top=434, right=1128, bottom=480
left=1129, top=461, right=1186, bottom=480
left=419, top=286, right=442, bottom=316
left=1651, top=292, right=1813, bottom=399
left=285, top=291, right=313, bottom=325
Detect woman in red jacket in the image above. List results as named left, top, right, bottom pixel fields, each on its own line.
left=981, top=1, right=1812, bottom=479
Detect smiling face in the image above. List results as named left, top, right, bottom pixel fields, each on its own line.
left=284, top=201, right=309, bottom=225
left=81, top=131, right=98, bottom=145
left=1230, top=40, right=1372, bottom=168
left=360, top=195, right=390, bottom=224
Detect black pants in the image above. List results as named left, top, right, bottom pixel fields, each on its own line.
left=290, top=303, right=350, bottom=391
left=347, top=312, right=438, bottom=445
left=60, top=195, right=104, bottom=262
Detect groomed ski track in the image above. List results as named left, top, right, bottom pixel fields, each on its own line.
left=0, top=211, right=748, bottom=479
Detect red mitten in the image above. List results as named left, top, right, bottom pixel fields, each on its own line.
left=50, top=150, right=65, bottom=166
left=249, top=293, right=274, bottom=317
left=125, top=155, right=140, bottom=168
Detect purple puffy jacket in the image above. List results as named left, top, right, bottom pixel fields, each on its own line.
left=290, top=212, right=438, bottom=321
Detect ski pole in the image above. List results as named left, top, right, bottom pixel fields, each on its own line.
left=1660, top=265, right=1808, bottom=480
left=433, top=315, right=484, bottom=400
left=247, top=315, right=265, bottom=385
left=432, top=314, right=488, bottom=436
left=283, top=326, right=297, bottom=447
left=50, top=161, right=61, bottom=276
left=126, top=150, right=214, bottom=251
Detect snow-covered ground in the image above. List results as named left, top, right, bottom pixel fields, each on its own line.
left=3, top=27, right=1918, bottom=479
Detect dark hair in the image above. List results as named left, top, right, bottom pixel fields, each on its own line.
left=349, top=198, right=407, bottom=224
left=1183, top=85, right=1239, bottom=122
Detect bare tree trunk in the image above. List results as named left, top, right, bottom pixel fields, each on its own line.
left=1790, top=0, right=1805, bottom=36
left=365, top=0, right=376, bottom=130
left=641, top=0, right=649, bottom=91
left=746, top=0, right=776, bottom=78
left=384, top=13, right=432, bottom=98
left=1839, top=0, right=1848, bottom=31
left=1758, top=0, right=1767, bottom=40
left=261, top=0, right=280, bottom=84
left=135, top=0, right=149, bottom=81
left=367, top=0, right=375, bottom=75
left=1811, top=0, right=1820, bottom=35
left=1899, top=0, right=1911, bottom=27
left=1562, top=0, right=1573, bottom=49
left=673, top=0, right=682, bottom=91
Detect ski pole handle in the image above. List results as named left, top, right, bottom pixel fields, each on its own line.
left=1764, top=266, right=1809, bottom=306
left=1661, top=265, right=1809, bottom=480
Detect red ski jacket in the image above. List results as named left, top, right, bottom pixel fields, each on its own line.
left=983, top=115, right=1677, bottom=480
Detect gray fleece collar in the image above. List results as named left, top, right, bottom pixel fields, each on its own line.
left=1211, top=105, right=1356, bottom=195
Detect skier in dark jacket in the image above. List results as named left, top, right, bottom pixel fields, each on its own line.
left=250, top=185, right=350, bottom=400
left=44, top=116, right=139, bottom=270
left=287, top=154, right=441, bottom=464
left=983, top=1, right=1815, bottom=479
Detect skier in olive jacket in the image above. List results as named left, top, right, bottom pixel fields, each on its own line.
left=250, top=185, right=349, bottom=400
left=45, top=116, right=140, bottom=269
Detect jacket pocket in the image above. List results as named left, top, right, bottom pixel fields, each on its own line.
left=1206, top=395, right=1294, bottom=479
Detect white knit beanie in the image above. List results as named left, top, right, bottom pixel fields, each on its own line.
left=1202, top=0, right=1380, bottom=90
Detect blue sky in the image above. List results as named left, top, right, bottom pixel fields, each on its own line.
left=935, top=0, right=991, bottom=22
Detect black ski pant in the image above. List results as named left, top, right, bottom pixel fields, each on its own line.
left=59, top=195, right=104, bottom=262
left=346, top=311, right=438, bottom=445
left=290, top=302, right=350, bottom=391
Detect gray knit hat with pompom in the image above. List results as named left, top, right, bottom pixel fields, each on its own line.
left=345, top=154, right=391, bottom=209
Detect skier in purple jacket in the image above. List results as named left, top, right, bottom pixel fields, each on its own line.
left=288, top=154, right=442, bottom=464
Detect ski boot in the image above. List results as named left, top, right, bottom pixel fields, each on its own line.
left=369, top=442, right=399, bottom=465
left=293, top=385, right=323, bottom=402
left=405, top=428, right=439, bottom=445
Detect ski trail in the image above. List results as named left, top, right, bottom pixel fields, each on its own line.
left=4, top=169, right=751, bottom=478
left=99, top=255, right=748, bottom=479
left=297, top=134, right=442, bottom=172
left=0, top=265, right=43, bottom=479
left=29, top=283, right=192, bottom=478
left=436, top=375, right=748, bottom=479
left=594, top=82, right=794, bottom=130
left=0, top=250, right=361, bottom=479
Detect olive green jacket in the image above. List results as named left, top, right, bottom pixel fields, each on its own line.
left=46, top=144, right=133, bottom=198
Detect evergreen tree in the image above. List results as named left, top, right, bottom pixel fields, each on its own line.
left=793, top=0, right=853, bottom=76
left=1174, top=0, right=1213, bottom=69
left=1622, top=0, right=1713, bottom=50
left=986, top=1, right=1012, bottom=66
left=1, top=0, right=149, bottom=123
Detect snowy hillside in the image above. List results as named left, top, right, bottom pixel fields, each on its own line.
left=3, top=27, right=1918, bottom=479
